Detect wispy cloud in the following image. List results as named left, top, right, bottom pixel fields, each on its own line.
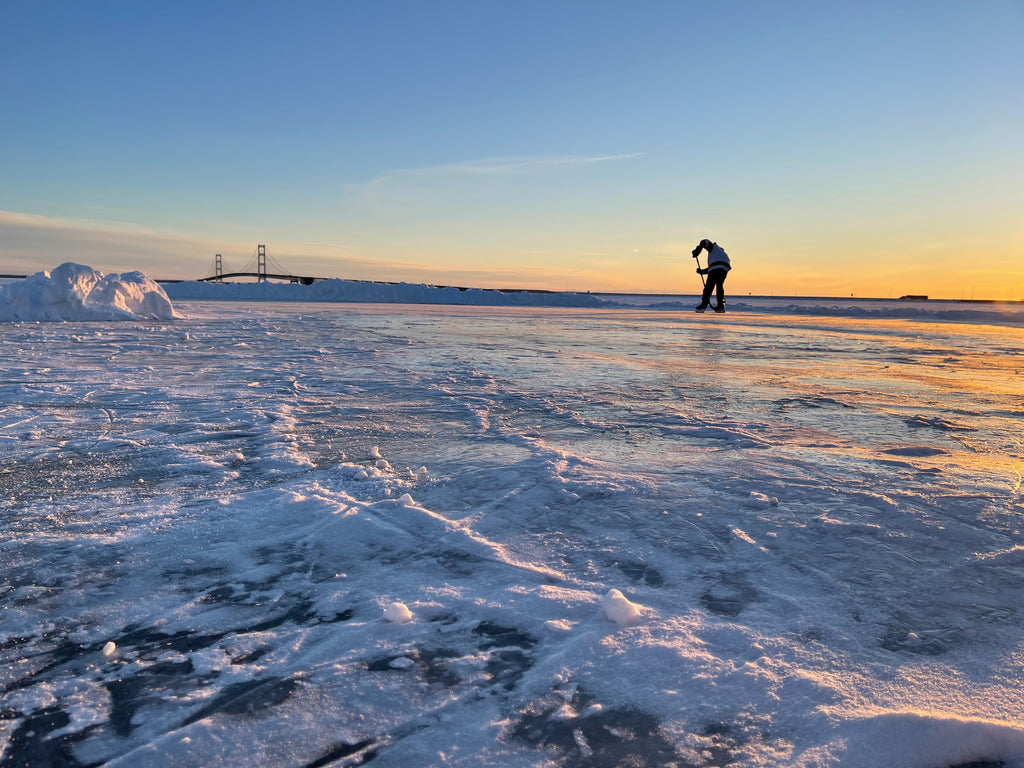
left=345, top=152, right=646, bottom=211
left=418, top=153, right=647, bottom=176
left=0, top=209, right=146, bottom=234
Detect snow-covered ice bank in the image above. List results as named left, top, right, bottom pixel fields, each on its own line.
left=164, top=276, right=607, bottom=308
left=0, top=263, right=176, bottom=322
left=2, top=302, right=1023, bottom=767
left=164, top=274, right=1024, bottom=325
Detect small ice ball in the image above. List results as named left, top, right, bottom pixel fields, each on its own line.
left=102, top=641, right=117, bottom=657
left=398, top=493, right=414, bottom=506
left=376, top=459, right=390, bottom=470
left=602, top=589, right=641, bottom=625
left=383, top=602, right=414, bottom=623
left=371, top=446, right=382, bottom=459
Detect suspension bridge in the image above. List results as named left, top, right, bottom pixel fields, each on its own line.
left=193, top=245, right=325, bottom=285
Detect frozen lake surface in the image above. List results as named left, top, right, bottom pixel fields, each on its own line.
left=2, top=301, right=1024, bottom=767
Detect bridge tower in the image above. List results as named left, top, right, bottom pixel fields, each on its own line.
left=214, top=254, right=223, bottom=283
left=257, top=244, right=267, bottom=283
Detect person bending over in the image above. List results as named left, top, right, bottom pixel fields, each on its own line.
left=692, top=239, right=732, bottom=313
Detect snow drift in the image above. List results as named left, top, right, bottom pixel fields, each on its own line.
left=0, top=262, right=176, bottom=322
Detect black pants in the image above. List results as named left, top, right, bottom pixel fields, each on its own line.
left=701, top=268, right=728, bottom=307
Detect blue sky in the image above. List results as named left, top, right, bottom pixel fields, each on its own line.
left=2, top=1, right=1022, bottom=298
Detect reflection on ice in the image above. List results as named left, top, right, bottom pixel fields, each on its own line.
left=2, top=302, right=1023, bottom=767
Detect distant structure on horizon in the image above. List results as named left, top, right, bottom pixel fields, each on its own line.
left=196, top=245, right=321, bottom=285
left=898, top=295, right=929, bottom=301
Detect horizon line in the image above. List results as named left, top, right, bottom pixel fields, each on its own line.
left=2, top=269, right=1020, bottom=304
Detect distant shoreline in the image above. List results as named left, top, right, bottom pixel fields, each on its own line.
left=597, top=292, right=1024, bottom=305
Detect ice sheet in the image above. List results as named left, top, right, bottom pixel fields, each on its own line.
left=2, top=302, right=1023, bottom=767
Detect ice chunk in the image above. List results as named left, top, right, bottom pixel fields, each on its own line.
left=383, top=602, right=414, bottom=623
left=602, top=589, right=641, bottom=625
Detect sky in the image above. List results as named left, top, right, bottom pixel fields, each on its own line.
left=1, top=1, right=1022, bottom=299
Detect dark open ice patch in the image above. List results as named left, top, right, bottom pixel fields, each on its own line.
left=106, top=658, right=198, bottom=736
left=180, top=676, right=305, bottom=727
left=0, top=705, right=86, bottom=768
left=109, top=587, right=329, bottom=660
left=366, top=622, right=537, bottom=693
left=775, top=395, right=854, bottom=411
left=302, top=738, right=379, bottom=768
left=903, top=415, right=972, bottom=432
left=880, top=622, right=965, bottom=656
left=432, top=547, right=487, bottom=577
left=700, top=573, right=760, bottom=618
left=2, top=636, right=90, bottom=696
left=367, top=646, right=463, bottom=687
left=1, top=598, right=354, bottom=748
left=509, top=687, right=693, bottom=768
left=875, top=457, right=944, bottom=474
left=101, top=624, right=313, bottom=737
left=474, top=621, right=537, bottom=692
left=612, top=558, right=665, bottom=588
left=882, top=446, right=948, bottom=458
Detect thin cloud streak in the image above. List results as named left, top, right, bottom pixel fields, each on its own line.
left=355, top=152, right=645, bottom=190
left=436, top=153, right=647, bottom=176
left=345, top=153, right=646, bottom=214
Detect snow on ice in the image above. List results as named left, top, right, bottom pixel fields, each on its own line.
left=1, top=267, right=1024, bottom=766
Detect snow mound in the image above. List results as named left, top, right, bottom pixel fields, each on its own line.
left=0, top=263, right=177, bottom=322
